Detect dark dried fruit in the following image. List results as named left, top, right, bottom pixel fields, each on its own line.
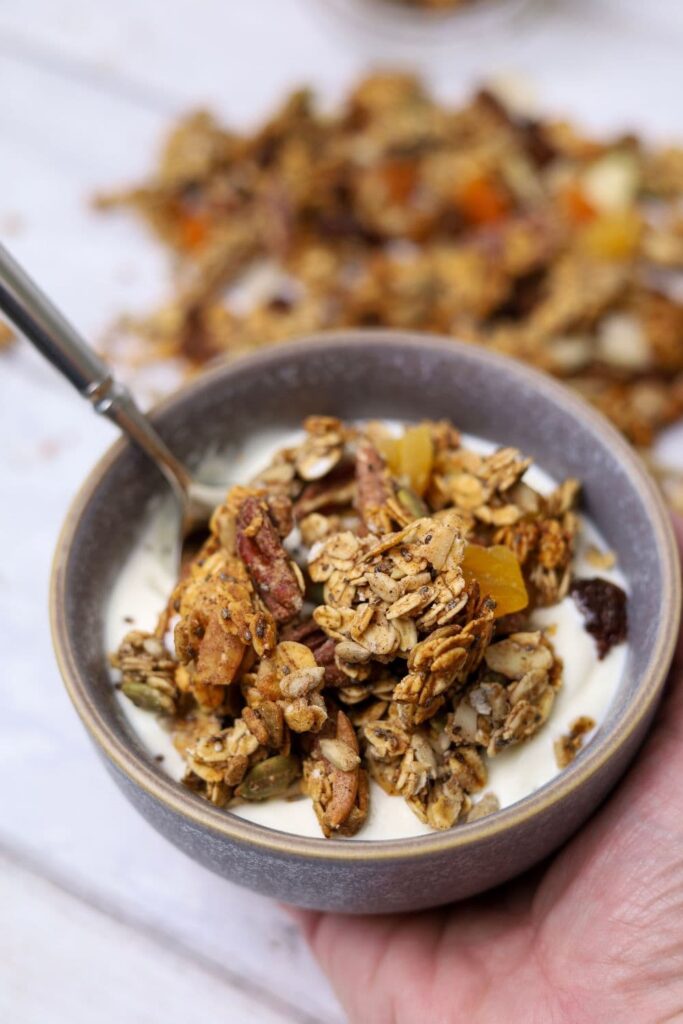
left=570, top=577, right=628, bottom=659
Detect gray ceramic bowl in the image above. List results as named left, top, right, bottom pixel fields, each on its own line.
left=51, top=331, right=680, bottom=913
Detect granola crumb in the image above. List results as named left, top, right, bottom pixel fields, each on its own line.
left=554, top=716, right=596, bottom=769
left=0, top=321, right=15, bottom=350
left=466, top=792, right=500, bottom=822
left=585, top=545, right=616, bottom=571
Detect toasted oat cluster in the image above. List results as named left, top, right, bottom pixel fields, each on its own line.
left=98, top=73, right=683, bottom=449
left=111, top=417, right=622, bottom=837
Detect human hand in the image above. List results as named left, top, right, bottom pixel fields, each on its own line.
left=289, top=521, right=683, bottom=1024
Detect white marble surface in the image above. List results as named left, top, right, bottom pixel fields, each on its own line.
left=2, top=2, right=683, bottom=1021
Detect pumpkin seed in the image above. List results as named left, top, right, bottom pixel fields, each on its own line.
left=235, top=755, right=301, bottom=801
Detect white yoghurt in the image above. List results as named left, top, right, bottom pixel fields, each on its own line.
left=106, top=428, right=628, bottom=841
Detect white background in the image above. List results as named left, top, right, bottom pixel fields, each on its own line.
left=2, top=2, right=683, bottom=1021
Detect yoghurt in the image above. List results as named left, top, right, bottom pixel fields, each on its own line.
left=107, top=426, right=628, bottom=840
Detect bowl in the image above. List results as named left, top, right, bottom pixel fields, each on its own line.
left=51, top=331, right=680, bottom=913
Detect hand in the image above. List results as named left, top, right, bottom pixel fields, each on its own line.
left=289, top=520, right=683, bottom=1024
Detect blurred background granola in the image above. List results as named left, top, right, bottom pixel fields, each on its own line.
left=95, top=74, right=683, bottom=451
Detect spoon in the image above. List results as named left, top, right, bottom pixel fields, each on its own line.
left=0, top=242, right=227, bottom=562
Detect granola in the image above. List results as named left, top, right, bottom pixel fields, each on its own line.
left=554, top=715, right=596, bottom=769
left=111, top=418, right=628, bottom=837
left=0, top=321, right=14, bottom=349
left=99, top=74, right=683, bottom=452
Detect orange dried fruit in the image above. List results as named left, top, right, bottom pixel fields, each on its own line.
left=579, top=210, right=642, bottom=261
left=561, top=182, right=597, bottom=225
left=399, top=424, right=433, bottom=496
left=461, top=543, right=529, bottom=618
left=377, top=435, right=400, bottom=472
left=380, top=424, right=434, bottom=497
left=378, top=158, right=419, bottom=204
left=179, top=212, right=209, bottom=251
left=455, top=174, right=511, bottom=226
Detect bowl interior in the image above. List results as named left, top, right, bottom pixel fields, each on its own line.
left=55, top=331, right=678, bottom=848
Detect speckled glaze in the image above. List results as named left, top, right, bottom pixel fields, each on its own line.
left=51, top=331, right=680, bottom=913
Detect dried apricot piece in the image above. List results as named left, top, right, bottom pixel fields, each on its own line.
left=399, top=424, right=433, bottom=496
left=377, top=435, right=400, bottom=472
left=455, top=175, right=510, bottom=226
left=579, top=210, right=642, bottom=261
left=461, top=543, right=529, bottom=618
left=379, top=424, right=434, bottom=496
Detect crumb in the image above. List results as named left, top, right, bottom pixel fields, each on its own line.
left=554, top=716, right=596, bottom=768
left=585, top=545, right=616, bottom=571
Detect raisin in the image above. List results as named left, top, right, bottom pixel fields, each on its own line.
left=570, top=577, right=628, bottom=659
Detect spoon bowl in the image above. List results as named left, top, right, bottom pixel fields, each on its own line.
left=0, top=242, right=228, bottom=574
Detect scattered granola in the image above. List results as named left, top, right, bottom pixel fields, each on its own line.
left=111, top=418, right=629, bottom=837
left=554, top=715, right=596, bottom=769
left=99, top=73, right=683, bottom=449
left=0, top=321, right=15, bottom=350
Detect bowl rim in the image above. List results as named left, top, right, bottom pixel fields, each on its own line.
left=51, top=329, right=681, bottom=863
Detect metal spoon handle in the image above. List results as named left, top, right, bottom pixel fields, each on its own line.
left=0, top=242, right=191, bottom=500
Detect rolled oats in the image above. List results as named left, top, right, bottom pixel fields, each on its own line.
left=112, top=416, right=628, bottom=836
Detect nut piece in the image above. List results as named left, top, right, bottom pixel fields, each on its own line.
left=237, top=495, right=304, bottom=623
left=355, top=442, right=396, bottom=535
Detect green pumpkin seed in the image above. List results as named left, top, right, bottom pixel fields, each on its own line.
left=236, top=754, right=301, bottom=801
left=121, top=680, right=176, bottom=715
left=397, top=488, right=428, bottom=519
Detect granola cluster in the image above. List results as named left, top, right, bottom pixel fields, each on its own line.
left=111, top=417, right=626, bottom=837
left=99, top=73, right=683, bottom=448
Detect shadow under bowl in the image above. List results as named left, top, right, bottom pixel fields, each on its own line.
left=51, top=330, right=680, bottom=913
